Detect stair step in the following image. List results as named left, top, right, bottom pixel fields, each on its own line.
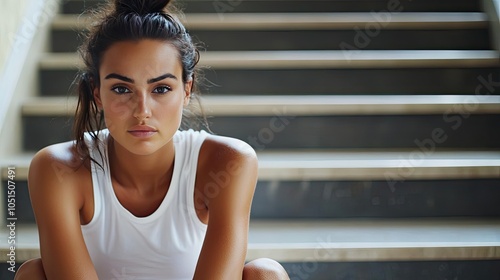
left=22, top=94, right=500, bottom=150
left=3, top=152, right=500, bottom=220
left=4, top=176, right=500, bottom=220
left=278, top=260, right=500, bottom=280
left=255, top=150, right=500, bottom=180
left=248, top=218, right=500, bottom=261
left=38, top=68, right=500, bottom=96
left=38, top=51, right=500, bottom=96
left=51, top=13, right=491, bottom=52
left=52, top=30, right=492, bottom=52
left=53, top=13, right=489, bottom=30
left=20, top=95, right=500, bottom=116
left=22, top=114, right=500, bottom=150
left=5, top=151, right=500, bottom=181
left=59, top=0, right=482, bottom=14
left=40, top=50, right=500, bottom=69
left=1, top=218, right=499, bottom=263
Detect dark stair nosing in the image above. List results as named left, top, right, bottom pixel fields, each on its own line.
left=39, top=50, right=500, bottom=70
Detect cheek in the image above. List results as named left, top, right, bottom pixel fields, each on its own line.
left=154, top=95, right=184, bottom=122
left=102, top=95, right=134, bottom=124
left=155, top=100, right=181, bottom=119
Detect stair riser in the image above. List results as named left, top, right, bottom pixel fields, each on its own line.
left=281, top=260, right=500, bottom=280
left=252, top=179, right=500, bottom=219
left=4, top=179, right=500, bottom=225
left=1, top=180, right=34, bottom=223
left=60, top=0, right=481, bottom=14
left=203, top=68, right=500, bottom=95
left=51, top=29, right=492, bottom=53
left=23, top=115, right=500, bottom=151
left=2, top=260, right=499, bottom=280
left=23, top=116, right=73, bottom=152
left=39, top=68, right=500, bottom=96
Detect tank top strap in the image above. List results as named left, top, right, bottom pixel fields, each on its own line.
left=174, top=129, right=210, bottom=228
left=82, top=129, right=111, bottom=227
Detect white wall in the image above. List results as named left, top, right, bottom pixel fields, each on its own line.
left=0, top=1, right=28, bottom=69
left=483, top=0, right=500, bottom=52
left=0, top=0, right=60, bottom=159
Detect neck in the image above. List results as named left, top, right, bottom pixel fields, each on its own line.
left=108, top=137, right=175, bottom=194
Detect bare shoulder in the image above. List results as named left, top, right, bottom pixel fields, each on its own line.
left=200, top=134, right=258, bottom=170
left=30, top=141, right=86, bottom=181
left=29, top=141, right=89, bottom=207
left=196, top=134, right=258, bottom=217
left=196, top=134, right=258, bottom=202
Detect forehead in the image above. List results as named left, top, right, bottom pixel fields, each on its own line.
left=99, top=39, right=182, bottom=78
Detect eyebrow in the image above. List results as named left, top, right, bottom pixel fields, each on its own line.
left=148, top=73, right=177, bottom=83
left=104, top=73, right=178, bottom=84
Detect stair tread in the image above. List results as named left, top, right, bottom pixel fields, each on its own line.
left=52, top=12, right=489, bottom=30
left=2, top=218, right=499, bottom=262
left=249, top=218, right=500, bottom=244
left=258, top=150, right=500, bottom=179
left=257, top=150, right=500, bottom=161
left=21, top=95, right=500, bottom=116
left=3, top=151, right=500, bottom=180
left=40, top=50, right=500, bottom=69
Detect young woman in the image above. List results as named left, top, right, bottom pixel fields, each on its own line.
left=15, top=0, right=289, bottom=279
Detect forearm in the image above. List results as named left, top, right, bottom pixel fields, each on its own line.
left=193, top=227, right=248, bottom=279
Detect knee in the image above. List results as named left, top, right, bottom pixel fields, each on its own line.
left=243, top=258, right=289, bottom=280
left=15, top=258, right=46, bottom=280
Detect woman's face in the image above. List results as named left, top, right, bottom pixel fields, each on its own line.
left=94, top=39, right=191, bottom=156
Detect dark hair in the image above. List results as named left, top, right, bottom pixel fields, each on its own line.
left=73, top=0, right=210, bottom=162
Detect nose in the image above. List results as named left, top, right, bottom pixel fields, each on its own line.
left=132, top=92, right=151, bottom=121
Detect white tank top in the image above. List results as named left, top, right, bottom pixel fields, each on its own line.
left=81, top=128, right=209, bottom=280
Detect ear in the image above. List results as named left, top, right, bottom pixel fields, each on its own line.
left=183, top=78, right=193, bottom=107
left=93, top=86, right=103, bottom=109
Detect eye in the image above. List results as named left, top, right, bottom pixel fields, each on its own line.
left=111, top=86, right=131, bottom=94
left=153, top=86, right=171, bottom=94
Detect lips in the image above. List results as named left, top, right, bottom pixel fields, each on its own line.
left=128, top=125, right=158, bottom=138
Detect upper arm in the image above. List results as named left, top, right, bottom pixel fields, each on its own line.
left=28, top=145, right=98, bottom=280
left=194, top=137, right=258, bottom=279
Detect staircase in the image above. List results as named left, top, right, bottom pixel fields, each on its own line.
left=2, top=0, right=500, bottom=279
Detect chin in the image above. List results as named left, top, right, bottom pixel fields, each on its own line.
left=126, top=141, right=167, bottom=156
left=108, top=127, right=175, bottom=156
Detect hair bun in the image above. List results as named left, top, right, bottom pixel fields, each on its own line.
left=114, top=0, right=171, bottom=15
